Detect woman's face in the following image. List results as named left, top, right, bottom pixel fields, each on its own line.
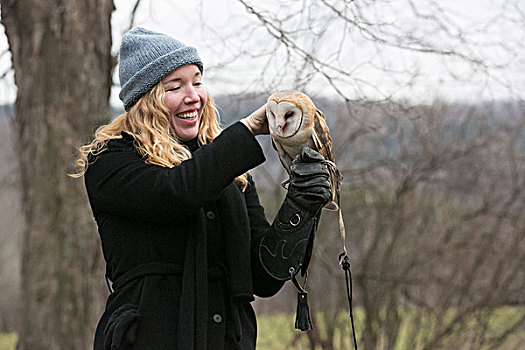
left=161, top=64, right=207, bottom=141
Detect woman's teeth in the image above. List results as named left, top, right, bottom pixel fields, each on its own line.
left=176, top=111, right=198, bottom=120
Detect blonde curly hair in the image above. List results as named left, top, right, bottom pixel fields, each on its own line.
left=71, top=83, right=248, bottom=190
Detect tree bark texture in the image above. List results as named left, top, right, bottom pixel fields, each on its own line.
left=0, top=0, right=114, bottom=348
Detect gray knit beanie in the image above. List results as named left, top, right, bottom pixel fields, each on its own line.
left=118, top=27, right=204, bottom=111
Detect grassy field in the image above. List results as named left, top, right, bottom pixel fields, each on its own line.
left=256, top=307, right=525, bottom=350
left=256, top=311, right=359, bottom=350
left=2, top=306, right=523, bottom=349
left=256, top=313, right=308, bottom=350
left=0, top=333, right=17, bottom=350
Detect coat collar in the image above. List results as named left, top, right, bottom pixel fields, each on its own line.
left=120, top=131, right=135, bottom=143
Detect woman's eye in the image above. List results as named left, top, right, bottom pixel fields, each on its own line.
left=166, top=87, right=180, bottom=92
left=194, top=81, right=202, bottom=86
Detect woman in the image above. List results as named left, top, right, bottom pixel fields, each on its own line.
left=75, top=27, right=331, bottom=349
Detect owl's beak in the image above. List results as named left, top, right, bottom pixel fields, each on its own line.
left=277, top=124, right=287, bottom=136
left=276, top=116, right=287, bottom=135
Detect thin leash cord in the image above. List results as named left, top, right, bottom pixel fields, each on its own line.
left=325, top=159, right=358, bottom=348
left=340, top=253, right=358, bottom=350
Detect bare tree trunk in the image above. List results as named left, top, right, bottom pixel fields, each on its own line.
left=0, top=0, right=113, bottom=348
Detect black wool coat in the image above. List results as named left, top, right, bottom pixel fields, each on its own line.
left=85, top=122, right=284, bottom=350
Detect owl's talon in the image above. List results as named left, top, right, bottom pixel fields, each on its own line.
left=281, top=178, right=291, bottom=189
left=323, top=201, right=339, bottom=211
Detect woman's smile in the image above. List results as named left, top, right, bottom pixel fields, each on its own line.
left=176, top=110, right=199, bottom=120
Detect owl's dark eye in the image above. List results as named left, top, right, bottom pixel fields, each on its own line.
left=284, top=111, right=294, bottom=119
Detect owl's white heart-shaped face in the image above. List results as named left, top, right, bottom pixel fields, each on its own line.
left=266, top=100, right=303, bottom=138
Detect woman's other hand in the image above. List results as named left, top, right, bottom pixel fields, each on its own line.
left=240, top=104, right=269, bottom=136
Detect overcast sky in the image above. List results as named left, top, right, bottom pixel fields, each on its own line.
left=1, top=0, right=524, bottom=106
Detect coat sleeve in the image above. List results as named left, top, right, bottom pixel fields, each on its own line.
left=85, top=122, right=265, bottom=223
left=244, top=175, right=286, bottom=297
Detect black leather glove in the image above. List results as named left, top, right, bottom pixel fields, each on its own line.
left=259, top=147, right=331, bottom=280
left=287, top=147, right=332, bottom=215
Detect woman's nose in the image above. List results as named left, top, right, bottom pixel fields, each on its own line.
left=184, top=86, right=199, bottom=104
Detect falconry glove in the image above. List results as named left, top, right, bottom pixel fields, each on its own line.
left=259, top=147, right=331, bottom=281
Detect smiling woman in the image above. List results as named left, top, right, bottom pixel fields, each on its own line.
left=71, top=27, right=332, bottom=350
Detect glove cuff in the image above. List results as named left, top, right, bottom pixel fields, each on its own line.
left=258, top=197, right=317, bottom=280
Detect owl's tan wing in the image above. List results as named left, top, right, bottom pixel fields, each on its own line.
left=312, top=108, right=340, bottom=210
left=312, top=109, right=335, bottom=163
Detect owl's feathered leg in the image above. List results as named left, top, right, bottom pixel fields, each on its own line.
left=271, top=138, right=294, bottom=189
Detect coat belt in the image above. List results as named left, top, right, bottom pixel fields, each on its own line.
left=106, top=262, right=225, bottom=293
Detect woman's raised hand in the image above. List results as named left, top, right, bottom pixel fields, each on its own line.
left=240, top=104, right=269, bottom=136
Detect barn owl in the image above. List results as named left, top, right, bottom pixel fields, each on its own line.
left=266, top=90, right=340, bottom=211
left=266, top=90, right=349, bottom=325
